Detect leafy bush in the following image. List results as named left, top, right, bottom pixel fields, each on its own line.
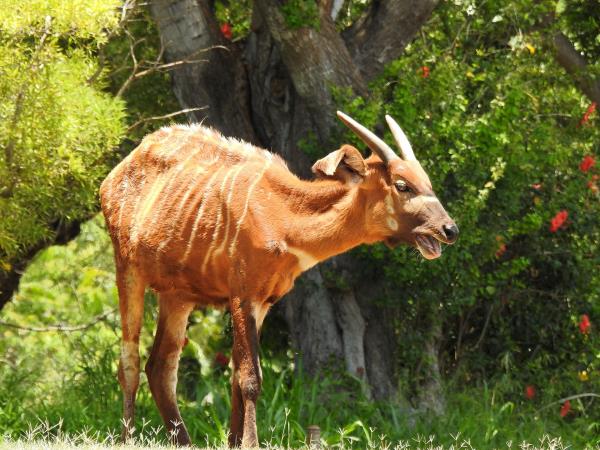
left=331, top=0, right=599, bottom=428
left=0, top=0, right=125, bottom=264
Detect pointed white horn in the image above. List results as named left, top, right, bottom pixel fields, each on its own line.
left=337, top=111, right=399, bottom=164
left=385, top=115, right=417, bottom=161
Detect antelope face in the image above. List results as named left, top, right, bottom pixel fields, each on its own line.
left=383, top=158, right=458, bottom=259
left=337, top=111, right=458, bottom=260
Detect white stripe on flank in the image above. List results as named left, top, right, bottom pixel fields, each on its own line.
left=116, top=177, right=130, bottom=232
left=135, top=173, right=171, bottom=230
left=155, top=163, right=209, bottom=264
left=164, top=129, right=190, bottom=160
left=228, top=158, right=272, bottom=256
left=180, top=166, right=226, bottom=265
left=201, top=167, right=237, bottom=274
left=128, top=143, right=151, bottom=245
left=102, top=174, right=114, bottom=214
left=146, top=138, right=197, bottom=231
left=133, top=132, right=193, bottom=236
left=213, top=163, right=246, bottom=257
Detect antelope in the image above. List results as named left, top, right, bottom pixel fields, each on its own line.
left=99, top=111, right=458, bottom=448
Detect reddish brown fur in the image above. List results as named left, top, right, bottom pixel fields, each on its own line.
left=100, top=123, right=456, bottom=447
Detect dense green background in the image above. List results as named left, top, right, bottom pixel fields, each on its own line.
left=1, top=0, right=598, bottom=448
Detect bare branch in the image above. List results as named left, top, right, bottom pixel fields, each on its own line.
left=536, top=393, right=600, bottom=413
left=114, top=29, right=218, bottom=97
left=87, top=0, right=139, bottom=86
left=472, top=301, right=494, bottom=350
left=131, top=57, right=209, bottom=80
left=0, top=308, right=116, bottom=333
left=127, top=107, right=207, bottom=132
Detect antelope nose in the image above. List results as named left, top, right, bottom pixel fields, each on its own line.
left=443, top=223, right=459, bottom=243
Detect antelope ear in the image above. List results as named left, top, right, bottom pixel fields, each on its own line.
left=311, top=145, right=367, bottom=183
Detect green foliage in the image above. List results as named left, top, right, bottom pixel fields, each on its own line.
left=280, top=0, right=320, bottom=30
left=558, top=0, right=600, bottom=58
left=0, top=0, right=125, bottom=265
left=331, top=0, right=600, bottom=420
left=0, top=0, right=121, bottom=41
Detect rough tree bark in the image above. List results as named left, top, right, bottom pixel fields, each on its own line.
left=414, top=302, right=445, bottom=415
left=149, top=0, right=440, bottom=403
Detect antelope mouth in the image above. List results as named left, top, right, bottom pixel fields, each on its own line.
left=415, top=234, right=442, bottom=260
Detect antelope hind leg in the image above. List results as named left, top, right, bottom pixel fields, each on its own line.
left=116, top=265, right=145, bottom=442
left=145, top=294, right=194, bottom=446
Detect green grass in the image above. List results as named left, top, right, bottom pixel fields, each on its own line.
left=1, top=354, right=598, bottom=449
left=1, top=219, right=598, bottom=449
left=0, top=417, right=579, bottom=450
left=0, top=423, right=578, bottom=450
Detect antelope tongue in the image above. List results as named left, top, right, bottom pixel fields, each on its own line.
left=415, top=234, right=442, bottom=260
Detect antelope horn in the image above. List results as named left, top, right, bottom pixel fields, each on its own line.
left=385, top=115, right=417, bottom=161
left=336, top=111, right=399, bottom=164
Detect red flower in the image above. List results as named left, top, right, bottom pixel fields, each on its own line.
left=579, top=155, right=595, bottom=173
left=549, top=210, right=568, bottom=233
left=560, top=400, right=571, bottom=417
left=220, top=23, right=233, bottom=40
left=531, top=183, right=542, bottom=190
left=525, top=385, right=536, bottom=400
left=580, top=102, right=597, bottom=126
left=579, top=314, right=591, bottom=334
left=420, top=66, right=430, bottom=78
left=214, top=351, right=230, bottom=368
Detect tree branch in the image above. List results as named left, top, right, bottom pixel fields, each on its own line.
left=126, top=106, right=207, bottom=132
left=0, top=309, right=116, bottom=333
left=536, top=393, right=600, bottom=413
left=553, top=32, right=600, bottom=105
left=87, top=0, right=139, bottom=86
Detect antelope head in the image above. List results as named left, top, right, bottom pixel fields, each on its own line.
left=331, top=111, right=458, bottom=259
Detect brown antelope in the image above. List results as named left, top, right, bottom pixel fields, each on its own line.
left=99, top=111, right=458, bottom=448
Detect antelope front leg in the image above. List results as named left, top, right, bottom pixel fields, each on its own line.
left=229, top=296, right=262, bottom=448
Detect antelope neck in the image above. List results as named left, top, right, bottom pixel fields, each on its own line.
left=279, top=178, right=368, bottom=262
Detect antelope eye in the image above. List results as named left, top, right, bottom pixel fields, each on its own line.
left=395, top=180, right=411, bottom=193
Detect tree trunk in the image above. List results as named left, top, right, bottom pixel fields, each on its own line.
left=552, top=32, right=600, bottom=106
left=149, top=0, right=440, bottom=403
left=415, top=303, right=445, bottom=415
